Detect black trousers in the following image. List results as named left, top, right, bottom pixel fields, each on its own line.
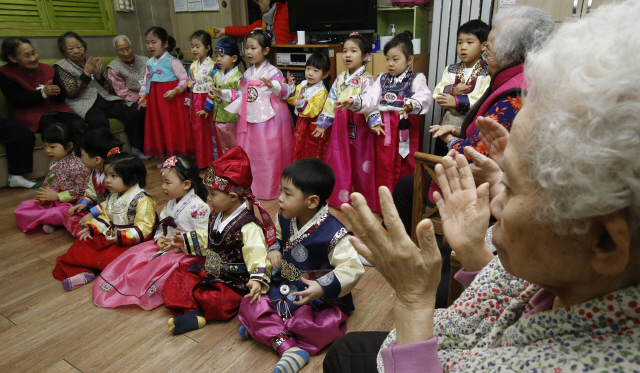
left=37, top=111, right=85, bottom=134
left=323, top=331, right=389, bottom=373
left=0, top=116, right=35, bottom=175
left=84, top=95, right=144, bottom=150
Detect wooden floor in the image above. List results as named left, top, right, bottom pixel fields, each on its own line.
left=0, top=158, right=395, bottom=373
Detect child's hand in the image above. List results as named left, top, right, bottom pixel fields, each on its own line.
left=293, top=277, right=325, bottom=305
left=67, top=204, right=87, bottom=215
left=244, top=280, right=263, bottom=304
left=156, top=238, right=169, bottom=250
left=267, top=250, right=282, bottom=269
left=78, top=227, right=92, bottom=241
left=137, top=96, right=147, bottom=108
left=435, top=93, right=456, bottom=109
left=79, top=214, right=93, bottom=228
left=196, top=110, right=209, bottom=119
left=311, top=125, right=325, bottom=138
left=35, top=187, right=59, bottom=202
left=286, top=72, right=296, bottom=86
left=429, top=124, right=458, bottom=138
left=371, top=124, right=386, bottom=136
left=260, top=77, right=273, bottom=89
left=210, top=86, right=223, bottom=98
left=336, top=98, right=354, bottom=109
left=399, top=102, right=413, bottom=118
left=104, top=233, right=117, bottom=243
left=164, top=90, right=178, bottom=100
left=163, top=233, right=184, bottom=252
left=452, top=83, right=471, bottom=95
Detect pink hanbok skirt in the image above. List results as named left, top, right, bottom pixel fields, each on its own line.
left=325, top=108, right=377, bottom=212
left=92, top=240, right=201, bottom=310
left=236, top=95, right=293, bottom=200
left=14, top=199, right=73, bottom=232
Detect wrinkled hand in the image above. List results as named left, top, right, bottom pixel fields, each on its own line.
left=67, top=204, right=87, bottom=215
left=244, top=280, right=263, bottom=304
left=78, top=227, right=92, bottom=241
left=196, top=110, right=209, bottom=119
left=267, top=250, right=282, bottom=269
left=43, top=80, right=61, bottom=97
left=78, top=213, right=93, bottom=228
left=137, top=96, right=147, bottom=108
left=429, top=124, right=459, bottom=139
left=335, top=98, right=354, bottom=109
left=292, top=277, right=325, bottom=305
left=92, top=57, right=102, bottom=79
left=476, top=116, right=509, bottom=166
left=163, top=90, right=178, bottom=100
left=341, top=187, right=442, bottom=308
left=83, top=57, right=95, bottom=76
left=371, top=123, right=386, bottom=136
left=286, top=72, right=296, bottom=86
left=452, top=83, right=471, bottom=95
left=311, top=124, right=325, bottom=138
left=35, top=187, right=59, bottom=202
left=464, top=147, right=504, bottom=199
left=432, top=154, right=494, bottom=271
left=435, top=93, right=456, bottom=109
left=260, top=77, right=274, bottom=89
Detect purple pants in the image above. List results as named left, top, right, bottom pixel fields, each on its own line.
left=238, top=295, right=348, bottom=356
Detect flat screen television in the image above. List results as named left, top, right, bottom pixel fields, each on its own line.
left=288, top=0, right=377, bottom=35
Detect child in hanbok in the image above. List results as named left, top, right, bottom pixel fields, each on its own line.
left=162, top=147, right=274, bottom=335
left=52, top=151, right=157, bottom=291
left=188, top=30, right=218, bottom=167
left=199, top=36, right=244, bottom=155
left=93, top=156, right=210, bottom=310
left=238, top=158, right=365, bottom=373
left=64, top=129, right=123, bottom=236
left=14, top=122, right=89, bottom=233
left=271, top=52, right=330, bottom=161
left=342, top=31, right=432, bottom=211
left=210, top=29, right=293, bottom=200
left=316, top=32, right=381, bottom=212
left=138, top=26, right=193, bottom=158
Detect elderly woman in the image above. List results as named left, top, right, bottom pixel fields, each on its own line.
left=324, top=1, right=640, bottom=372
left=107, top=35, right=148, bottom=104
left=53, top=31, right=146, bottom=158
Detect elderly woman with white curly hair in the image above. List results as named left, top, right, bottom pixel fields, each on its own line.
left=323, top=1, right=640, bottom=372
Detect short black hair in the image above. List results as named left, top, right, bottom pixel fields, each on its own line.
left=166, top=156, right=209, bottom=202
left=247, top=29, right=273, bottom=50
left=58, top=31, right=87, bottom=56
left=190, top=30, right=213, bottom=57
left=42, top=122, right=86, bottom=157
left=282, top=158, right=335, bottom=205
left=146, top=26, right=176, bottom=53
left=80, top=129, right=123, bottom=159
left=306, top=52, right=330, bottom=73
left=384, top=30, right=413, bottom=59
left=104, top=152, right=147, bottom=188
left=344, top=33, right=371, bottom=55
left=0, top=37, right=32, bottom=64
left=457, top=19, right=491, bottom=44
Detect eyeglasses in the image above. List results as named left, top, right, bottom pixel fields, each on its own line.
left=482, top=50, right=494, bottom=61
left=117, top=47, right=132, bottom=54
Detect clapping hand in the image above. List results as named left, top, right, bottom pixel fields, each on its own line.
left=92, top=57, right=102, bottom=79
left=476, top=116, right=510, bottom=166
left=286, top=72, right=296, bottom=86
left=452, top=83, right=471, bottom=95
left=83, top=57, right=95, bottom=76
left=43, top=80, right=61, bottom=97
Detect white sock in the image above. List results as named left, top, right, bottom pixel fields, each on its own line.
left=8, top=175, right=39, bottom=189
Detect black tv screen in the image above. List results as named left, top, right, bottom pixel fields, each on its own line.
left=288, top=0, right=377, bottom=35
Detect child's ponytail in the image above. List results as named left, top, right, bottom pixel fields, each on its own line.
left=384, top=30, right=414, bottom=58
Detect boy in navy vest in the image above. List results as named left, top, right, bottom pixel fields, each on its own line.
left=238, top=158, right=365, bottom=373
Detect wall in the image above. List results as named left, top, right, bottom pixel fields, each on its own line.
left=16, top=0, right=174, bottom=60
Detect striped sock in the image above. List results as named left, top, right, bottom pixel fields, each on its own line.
left=273, top=347, right=309, bottom=373
left=238, top=325, right=250, bottom=340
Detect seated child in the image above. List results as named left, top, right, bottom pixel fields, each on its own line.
left=64, top=129, right=123, bottom=236
left=93, top=155, right=210, bottom=310
left=432, top=19, right=491, bottom=131
left=238, top=158, right=365, bottom=373
left=162, top=146, right=275, bottom=335
left=272, top=52, right=330, bottom=161
left=52, top=150, right=158, bottom=291
left=14, top=122, right=89, bottom=233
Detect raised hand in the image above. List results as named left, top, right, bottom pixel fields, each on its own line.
left=260, top=77, right=273, bottom=88
left=335, top=98, right=354, bottom=109
left=286, top=72, right=296, bottom=86
left=292, top=277, right=325, bottom=305
left=464, top=146, right=504, bottom=199
left=92, top=57, right=102, bottom=79
left=476, top=116, right=510, bottom=166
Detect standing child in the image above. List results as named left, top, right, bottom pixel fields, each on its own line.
left=14, top=122, right=89, bottom=233
left=188, top=30, right=219, bottom=167
left=64, top=129, right=123, bottom=236
left=138, top=26, right=193, bottom=158
left=93, top=156, right=210, bottom=310
left=341, top=31, right=431, bottom=211
left=431, top=20, right=490, bottom=131
left=162, top=147, right=274, bottom=335
left=52, top=151, right=157, bottom=291
left=210, top=29, right=293, bottom=200
left=315, top=32, right=381, bottom=212
left=199, top=36, right=244, bottom=155
left=238, top=158, right=365, bottom=373
left=273, top=52, right=330, bottom=161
